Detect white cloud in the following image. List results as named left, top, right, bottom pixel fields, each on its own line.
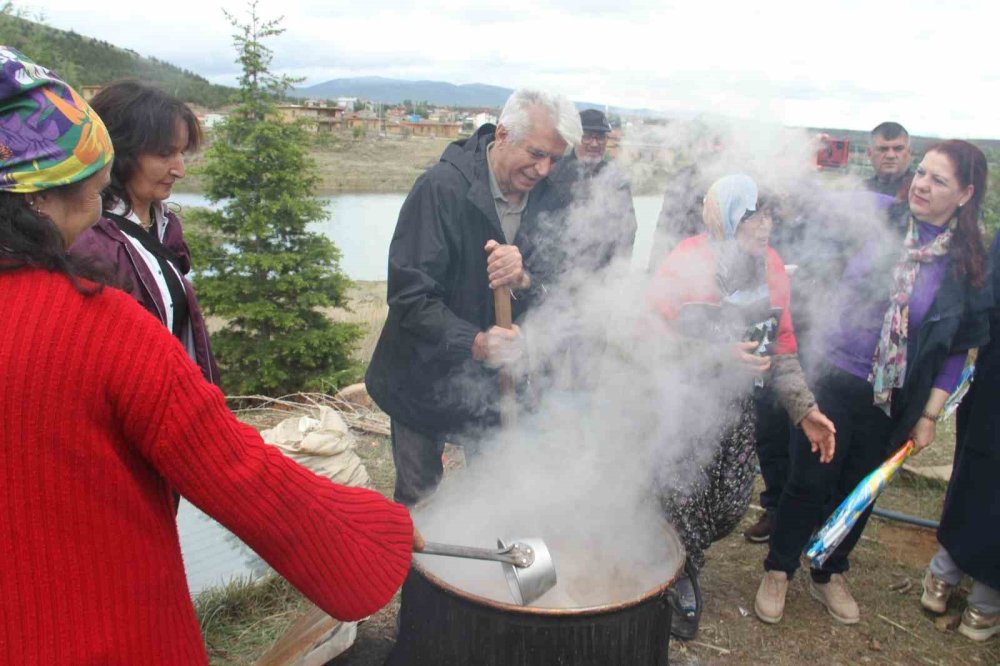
left=20, top=0, right=1000, bottom=137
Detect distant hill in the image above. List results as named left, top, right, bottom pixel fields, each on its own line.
left=0, top=13, right=235, bottom=108
left=291, top=76, right=515, bottom=108
left=291, top=76, right=664, bottom=117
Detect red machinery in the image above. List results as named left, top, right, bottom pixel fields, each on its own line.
left=817, top=137, right=850, bottom=168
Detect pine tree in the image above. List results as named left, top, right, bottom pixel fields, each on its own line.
left=187, top=1, right=361, bottom=396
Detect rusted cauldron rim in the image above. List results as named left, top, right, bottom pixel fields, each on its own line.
left=410, top=530, right=686, bottom=617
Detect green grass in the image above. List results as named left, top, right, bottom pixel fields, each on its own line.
left=354, top=433, right=397, bottom=496
left=197, top=575, right=309, bottom=665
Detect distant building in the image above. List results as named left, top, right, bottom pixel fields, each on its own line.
left=275, top=103, right=344, bottom=132
left=473, top=112, right=498, bottom=129
left=427, top=107, right=458, bottom=123
left=386, top=106, right=408, bottom=121
left=344, top=111, right=381, bottom=133
left=386, top=119, right=462, bottom=139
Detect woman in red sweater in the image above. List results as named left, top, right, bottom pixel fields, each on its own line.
left=0, top=49, right=418, bottom=664
left=649, top=174, right=836, bottom=640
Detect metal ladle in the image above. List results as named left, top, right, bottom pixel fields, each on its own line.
left=415, top=537, right=557, bottom=606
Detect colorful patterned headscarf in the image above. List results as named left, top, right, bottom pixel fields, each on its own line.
left=0, top=46, right=113, bottom=193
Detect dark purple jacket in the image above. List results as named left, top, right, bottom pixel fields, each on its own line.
left=71, top=210, right=222, bottom=387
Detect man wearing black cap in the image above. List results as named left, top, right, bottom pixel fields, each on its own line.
left=577, top=108, right=615, bottom=164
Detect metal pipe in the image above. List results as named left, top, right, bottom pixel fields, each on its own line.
left=872, top=507, right=939, bottom=529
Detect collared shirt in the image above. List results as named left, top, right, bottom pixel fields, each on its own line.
left=108, top=200, right=188, bottom=339
left=486, top=142, right=528, bottom=243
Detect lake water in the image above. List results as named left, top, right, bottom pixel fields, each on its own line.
left=177, top=500, right=264, bottom=596
left=173, top=188, right=665, bottom=595
left=171, top=192, right=665, bottom=281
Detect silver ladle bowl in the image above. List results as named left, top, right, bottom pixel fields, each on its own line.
left=416, top=537, right=557, bottom=605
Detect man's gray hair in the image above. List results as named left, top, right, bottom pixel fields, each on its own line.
left=499, top=88, right=582, bottom=147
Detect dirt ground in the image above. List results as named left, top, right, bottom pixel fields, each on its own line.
left=324, top=430, right=999, bottom=666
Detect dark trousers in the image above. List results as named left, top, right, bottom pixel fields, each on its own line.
left=390, top=419, right=448, bottom=507
left=753, top=386, right=791, bottom=515
left=765, top=367, right=893, bottom=581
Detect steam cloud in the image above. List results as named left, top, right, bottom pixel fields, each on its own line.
left=413, top=117, right=898, bottom=608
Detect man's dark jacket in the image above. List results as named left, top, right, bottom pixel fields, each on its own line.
left=865, top=168, right=913, bottom=199
left=939, top=234, right=1000, bottom=589
left=365, top=124, right=549, bottom=436
left=519, top=151, right=637, bottom=293
left=889, top=254, right=991, bottom=447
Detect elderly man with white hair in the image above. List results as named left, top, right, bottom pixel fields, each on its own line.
left=366, top=88, right=581, bottom=506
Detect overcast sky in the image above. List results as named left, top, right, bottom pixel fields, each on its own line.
left=20, top=0, right=1000, bottom=138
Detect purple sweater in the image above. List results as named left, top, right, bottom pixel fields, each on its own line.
left=827, top=221, right=965, bottom=393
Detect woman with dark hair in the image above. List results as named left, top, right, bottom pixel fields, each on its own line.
left=0, top=49, right=417, bottom=664
left=71, top=79, right=218, bottom=384
left=650, top=174, right=835, bottom=639
left=756, top=140, right=991, bottom=627
left=921, top=229, right=1000, bottom=642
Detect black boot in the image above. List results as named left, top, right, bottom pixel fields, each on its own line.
left=668, top=558, right=702, bottom=640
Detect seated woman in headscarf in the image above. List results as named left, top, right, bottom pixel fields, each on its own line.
left=757, top=141, right=991, bottom=629
left=0, top=48, right=419, bottom=665
left=649, top=174, right=835, bottom=640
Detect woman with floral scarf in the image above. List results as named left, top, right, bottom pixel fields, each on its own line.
left=650, top=174, right=834, bottom=640
left=756, top=140, right=991, bottom=628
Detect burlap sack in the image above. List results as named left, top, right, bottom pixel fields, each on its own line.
left=261, top=406, right=371, bottom=489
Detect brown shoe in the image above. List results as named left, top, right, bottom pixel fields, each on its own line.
left=809, top=574, right=860, bottom=625
left=743, top=512, right=774, bottom=543
left=754, top=570, right=788, bottom=624
left=958, top=605, right=1000, bottom=642
left=920, top=569, right=955, bottom=614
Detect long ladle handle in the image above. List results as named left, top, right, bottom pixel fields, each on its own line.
left=493, top=287, right=517, bottom=430
left=416, top=541, right=532, bottom=567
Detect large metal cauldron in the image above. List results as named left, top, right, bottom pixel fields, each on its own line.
left=386, top=528, right=684, bottom=666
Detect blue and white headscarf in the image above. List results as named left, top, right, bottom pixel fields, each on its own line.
left=706, top=174, right=758, bottom=240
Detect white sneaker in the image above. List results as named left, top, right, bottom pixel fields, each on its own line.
left=809, top=574, right=860, bottom=625
left=920, top=569, right=954, bottom=614
left=958, top=605, right=1000, bottom=642
left=754, top=570, right=788, bottom=624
